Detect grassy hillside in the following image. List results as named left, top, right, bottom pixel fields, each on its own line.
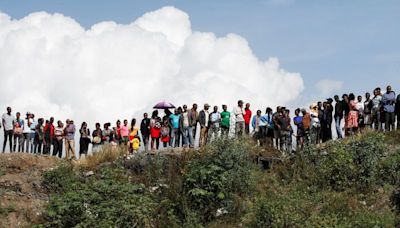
left=1, top=130, right=400, bottom=227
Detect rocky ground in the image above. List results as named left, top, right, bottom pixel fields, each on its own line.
left=0, top=153, right=59, bottom=228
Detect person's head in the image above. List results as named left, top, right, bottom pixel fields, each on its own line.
left=342, top=94, right=349, bottom=102
left=323, top=102, right=328, bottom=108
left=334, top=95, right=340, bottom=102
left=26, top=112, right=31, bottom=119
left=285, top=109, right=290, bottom=116
left=238, top=100, right=243, bottom=108
left=245, top=103, right=250, bottom=109
left=104, top=123, right=108, bottom=129
left=95, top=123, right=100, bottom=129
left=301, top=108, right=307, bottom=115
left=174, top=109, right=178, bottom=115
left=204, top=103, right=210, bottom=110
left=281, top=107, right=286, bottom=114
left=365, top=92, right=370, bottom=100
left=327, top=98, right=333, bottom=104
left=183, top=105, right=187, bottom=112
left=123, top=119, right=128, bottom=126
left=376, top=87, right=381, bottom=94
left=50, top=117, right=54, bottom=124
left=70, top=120, right=74, bottom=125
left=357, top=95, right=362, bottom=102
left=192, top=103, right=198, bottom=110
left=38, top=118, right=44, bottom=125
left=6, top=107, right=11, bottom=114
left=276, top=106, right=281, bottom=112
left=16, top=112, right=20, bottom=119
left=177, top=106, right=183, bottom=114
left=317, top=102, right=322, bottom=109
left=57, top=120, right=63, bottom=127
left=266, top=107, right=273, bottom=114
left=222, top=105, right=227, bottom=111
left=31, top=113, right=35, bottom=119
left=81, top=122, right=87, bottom=129
left=152, top=110, right=158, bottom=118
left=256, top=110, right=261, bottom=116
left=349, top=93, right=355, bottom=101
left=310, top=103, right=318, bottom=111
left=116, top=119, right=121, bottom=127
left=295, top=108, right=300, bottom=116
left=131, top=118, right=136, bottom=127
left=387, top=85, right=392, bottom=93
left=143, top=113, right=148, bottom=119
left=213, top=106, right=218, bottom=112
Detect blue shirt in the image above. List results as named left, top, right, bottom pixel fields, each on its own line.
left=382, top=92, right=396, bottom=113
left=169, top=114, right=180, bottom=129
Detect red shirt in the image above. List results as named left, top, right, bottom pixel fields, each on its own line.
left=244, top=109, right=252, bottom=125
left=43, top=123, right=55, bottom=139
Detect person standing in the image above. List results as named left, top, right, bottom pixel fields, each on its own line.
left=120, top=120, right=130, bottom=146
left=371, top=88, right=383, bottom=131
left=79, top=122, right=91, bottom=158
left=302, top=109, right=311, bottom=146
left=396, top=94, right=400, bottom=129
left=169, top=109, right=181, bottom=148
left=293, top=108, right=304, bottom=149
left=150, top=111, right=161, bottom=150
left=326, top=98, right=334, bottom=140
left=244, top=103, right=252, bottom=135
left=22, top=112, right=33, bottom=153
left=208, top=106, right=221, bottom=142
left=13, top=112, right=24, bottom=152
left=92, top=123, right=103, bottom=152
left=363, top=92, right=373, bottom=129
left=114, top=120, right=122, bottom=144
left=277, top=109, right=292, bottom=153
left=220, top=105, right=230, bottom=138
left=34, top=118, right=44, bottom=154
left=346, top=94, right=359, bottom=136
left=2, top=107, right=15, bottom=152
left=310, top=104, right=320, bottom=145
left=382, top=85, right=396, bottom=131
left=233, top=100, right=245, bottom=137
left=264, top=108, right=275, bottom=148
left=272, top=107, right=282, bottom=149
left=251, top=110, right=262, bottom=144
left=333, top=95, right=343, bottom=139
left=64, top=120, right=76, bottom=159
left=199, top=103, right=210, bottom=147
left=129, top=119, right=139, bottom=153
left=140, top=113, right=151, bottom=151
left=102, top=123, right=113, bottom=144
left=189, top=104, right=199, bottom=142
left=29, top=114, right=37, bottom=153
left=53, top=121, right=64, bottom=158
left=43, top=117, right=55, bottom=155
left=356, top=95, right=365, bottom=132
left=181, top=105, right=194, bottom=148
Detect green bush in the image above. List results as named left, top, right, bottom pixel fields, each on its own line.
left=42, top=163, right=77, bottom=193
left=183, top=138, right=256, bottom=221
left=380, top=150, right=400, bottom=185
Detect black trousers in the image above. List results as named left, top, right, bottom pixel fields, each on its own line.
left=53, top=139, right=63, bottom=158
left=3, top=130, right=13, bottom=152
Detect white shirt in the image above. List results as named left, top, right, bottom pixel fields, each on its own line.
left=371, top=95, right=382, bottom=110
left=233, top=106, right=245, bottom=122
left=182, top=112, right=189, bottom=127
left=356, top=102, right=364, bottom=114
left=23, top=118, right=33, bottom=133
left=2, top=113, right=15, bottom=131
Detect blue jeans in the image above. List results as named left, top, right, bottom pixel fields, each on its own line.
left=335, top=116, right=342, bottom=139
left=182, top=126, right=193, bottom=147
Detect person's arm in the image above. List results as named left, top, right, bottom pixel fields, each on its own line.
left=251, top=116, right=256, bottom=129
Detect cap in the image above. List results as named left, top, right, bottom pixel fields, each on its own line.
left=204, top=103, right=210, bottom=107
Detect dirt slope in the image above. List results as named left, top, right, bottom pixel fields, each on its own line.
left=0, top=153, right=59, bottom=228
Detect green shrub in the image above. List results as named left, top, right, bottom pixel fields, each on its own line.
left=183, top=138, right=256, bottom=221
left=380, top=150, right=400, bottom=185
left=42, top=163, right=78, bottom=193
left=42, top=173, right=155, bottom=227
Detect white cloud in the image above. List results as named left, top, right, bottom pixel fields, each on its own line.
left=0, top=6, right=304, bottom=126
left=315, top=79, right=343, bottom=97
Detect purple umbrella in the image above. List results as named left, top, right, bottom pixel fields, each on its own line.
left=153, top=101, right=176, bottom=109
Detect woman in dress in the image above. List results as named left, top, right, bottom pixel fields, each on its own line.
left=150, top=110, right=161, bottom=150
left=346, top=93, right=359, bottom=136
left=79, top=122, right=90, bottom=158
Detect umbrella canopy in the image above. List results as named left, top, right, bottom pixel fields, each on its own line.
left=153, top=101, right=176, bottom=109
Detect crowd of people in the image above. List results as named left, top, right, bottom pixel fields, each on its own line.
left=1, top=85, right=399, bottom=159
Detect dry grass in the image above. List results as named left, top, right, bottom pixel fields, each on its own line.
left=75, top=145, right=127, bottom=170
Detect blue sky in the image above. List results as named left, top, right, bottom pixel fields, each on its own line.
left=1, top=0, right=399, bottom=101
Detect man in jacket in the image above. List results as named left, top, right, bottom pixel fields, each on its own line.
left=199, top=103, right=210, bottom=147
left=334, top=95, right=343, bottom=139
left=188, top=103, right=199, bottom=143
left=382, top=85, right=396, bottom=131
left=140, top=113, right=151, bottom=151
left=43, top=117, right=55, bottom=155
